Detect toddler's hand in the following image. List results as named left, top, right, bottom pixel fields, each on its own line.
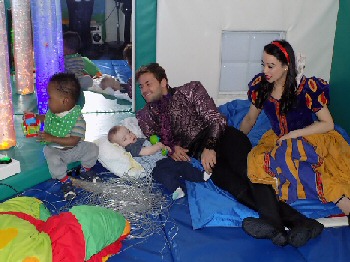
left=38, top=131, right=54, bottom=143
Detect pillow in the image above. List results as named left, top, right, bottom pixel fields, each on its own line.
left=120, top=117, right=146, bottom=139
left=94, top=135, right=145, bottom=178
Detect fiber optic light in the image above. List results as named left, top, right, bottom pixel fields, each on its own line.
left=0, top=0, right=16, bottom=150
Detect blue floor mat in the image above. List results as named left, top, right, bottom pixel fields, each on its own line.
left=17, top=177, right=350, bottom=262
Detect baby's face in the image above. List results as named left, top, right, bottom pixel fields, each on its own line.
left=113, top=126, right=137, bottom=147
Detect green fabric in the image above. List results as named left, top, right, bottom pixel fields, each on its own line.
left=70, top=205, right=126, bottom=260
left=0, top=215, right=52, bottom=261
left=0, top=196, right=51, bottom=221
left=45, top=105, right=81, bottom=137
left=135, top=0, right=157, bottom=111
left=329, top=0, right=350, bottom=134
left=39, top=203, right=52, bottom=221
left=83, top=56, right=101, bottom=76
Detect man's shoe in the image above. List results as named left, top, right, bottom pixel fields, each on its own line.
left=242, top=217, right=288, bottom=246
left=288, top=218, right=324, bottom=247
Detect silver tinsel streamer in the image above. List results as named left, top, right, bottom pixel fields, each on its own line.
left=71, top=173, right=173, bottom=239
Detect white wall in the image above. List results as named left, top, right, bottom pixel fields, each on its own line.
left=105, top=0, right=125, bottom=43
left=156, top=0, right=339, bottom=105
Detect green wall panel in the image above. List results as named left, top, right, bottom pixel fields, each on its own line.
left=135, top=0, right=157, bottom=111
left=329, top=0, right=350, bottom=134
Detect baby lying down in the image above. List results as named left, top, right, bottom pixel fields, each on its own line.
left=107, top=124, right=210, bottom=200
left=88, top=75, right=131, bottom=101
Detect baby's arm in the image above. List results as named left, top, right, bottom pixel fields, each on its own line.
left=38, top=133, right=81, bottom=147
left=139, top=142, right=170, bottom=156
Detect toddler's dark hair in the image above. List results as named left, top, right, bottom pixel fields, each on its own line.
left=49, top=73, right=81, bottom=103
left=63, top=31, right=81, bottom=53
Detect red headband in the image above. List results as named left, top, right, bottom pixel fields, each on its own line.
left=271, top=41, right=290, bottom=64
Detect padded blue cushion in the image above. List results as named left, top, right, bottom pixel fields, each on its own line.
left=187, top=180, right=342, bottom=230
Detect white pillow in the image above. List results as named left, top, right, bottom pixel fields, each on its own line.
left=94, top=135, right=145, bottom=178
left=120, top=117, right=146, bottom=139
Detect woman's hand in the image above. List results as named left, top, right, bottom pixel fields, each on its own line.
left=171, top=145, right=190, bottom=161
left=201, top=148, right=216, bottom=174
left=276, top=130, right=300, bottom=145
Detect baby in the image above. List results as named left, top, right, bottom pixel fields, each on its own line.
left=108, top=125, right=208, bottom=200
left=108, top=125, right=170, bottom=157
left=100, top=76, right=122, bottom=92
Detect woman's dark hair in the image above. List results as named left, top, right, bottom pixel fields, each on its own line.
left=255, top=40, right=298, bottom=115
left=136, top=63, right=168, bottom=83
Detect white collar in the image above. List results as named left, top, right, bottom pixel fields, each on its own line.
left=55, top=106, right=75, bottom=118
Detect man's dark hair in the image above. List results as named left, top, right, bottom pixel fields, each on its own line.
left=49, top=72, right=81, bottom=103
left=123, top=43, right=132, bottom=66
left=136, top=63, right=168, bottom=83
left=63, top=31, right=81, bottom=53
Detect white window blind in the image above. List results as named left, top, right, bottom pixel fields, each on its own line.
left=219, top=31, right=285, bottom=95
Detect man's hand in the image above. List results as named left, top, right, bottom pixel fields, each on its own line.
left=201, top=148, right=216, bottom=174
left=171, top=145, right=190, bottom=161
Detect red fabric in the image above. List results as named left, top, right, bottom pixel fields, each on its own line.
left=37, top=212, right=86, bottom=262
left=0, top=211, right=44, bottom=228
left=87, top=234, right=128, bottom=262
left=1, top=211, right=86, bottom=261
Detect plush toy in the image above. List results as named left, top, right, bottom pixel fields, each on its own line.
left=149, top=135, right=168, bottom=156
left=22, top=112, right=41, bottom=137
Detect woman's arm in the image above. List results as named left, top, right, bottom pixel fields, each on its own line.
left=278, top=106, right=334, bottom=142
left=240, top=104, right=262, bottom=135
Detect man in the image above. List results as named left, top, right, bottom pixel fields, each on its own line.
left=136, top=63, right=253, bottom=204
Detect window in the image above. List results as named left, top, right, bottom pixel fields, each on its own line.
left=218, top=31, right=285, bottom=101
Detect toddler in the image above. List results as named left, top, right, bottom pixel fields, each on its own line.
left=63, top=31, right=102, bottom=90
left=35, top=73, right=100, bottom=200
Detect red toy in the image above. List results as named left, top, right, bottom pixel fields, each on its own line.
left=22, top=113, right=40, bottom=137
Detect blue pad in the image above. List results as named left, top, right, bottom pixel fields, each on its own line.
left=187, top=180, right=342, bottom=230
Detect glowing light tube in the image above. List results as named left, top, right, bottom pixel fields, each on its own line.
left=0, top=0, right=16, bottom=150
left=31, top=0, right=64, bottom=114
left=12, top=0, right=34, bottom=95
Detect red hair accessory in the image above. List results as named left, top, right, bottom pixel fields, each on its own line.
left=271, top=41, right=290, bottom=64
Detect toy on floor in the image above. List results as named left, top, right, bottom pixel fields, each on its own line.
left=0, top=196, right=130, bottom=261
left=0, top=155, right=12, bottom=164
left=0, top=154, right=20, bottom=180
left=149, top=135, right=168, bottom=156
left=22, top=112, right=41, bottom=137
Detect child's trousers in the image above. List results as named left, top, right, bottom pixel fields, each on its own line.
left=152, top=157, right=204, bottom=193
left=43, top=141, right=99, bottom=180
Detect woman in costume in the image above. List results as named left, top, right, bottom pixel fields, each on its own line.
left=240, top=39, right=350, bottom=244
